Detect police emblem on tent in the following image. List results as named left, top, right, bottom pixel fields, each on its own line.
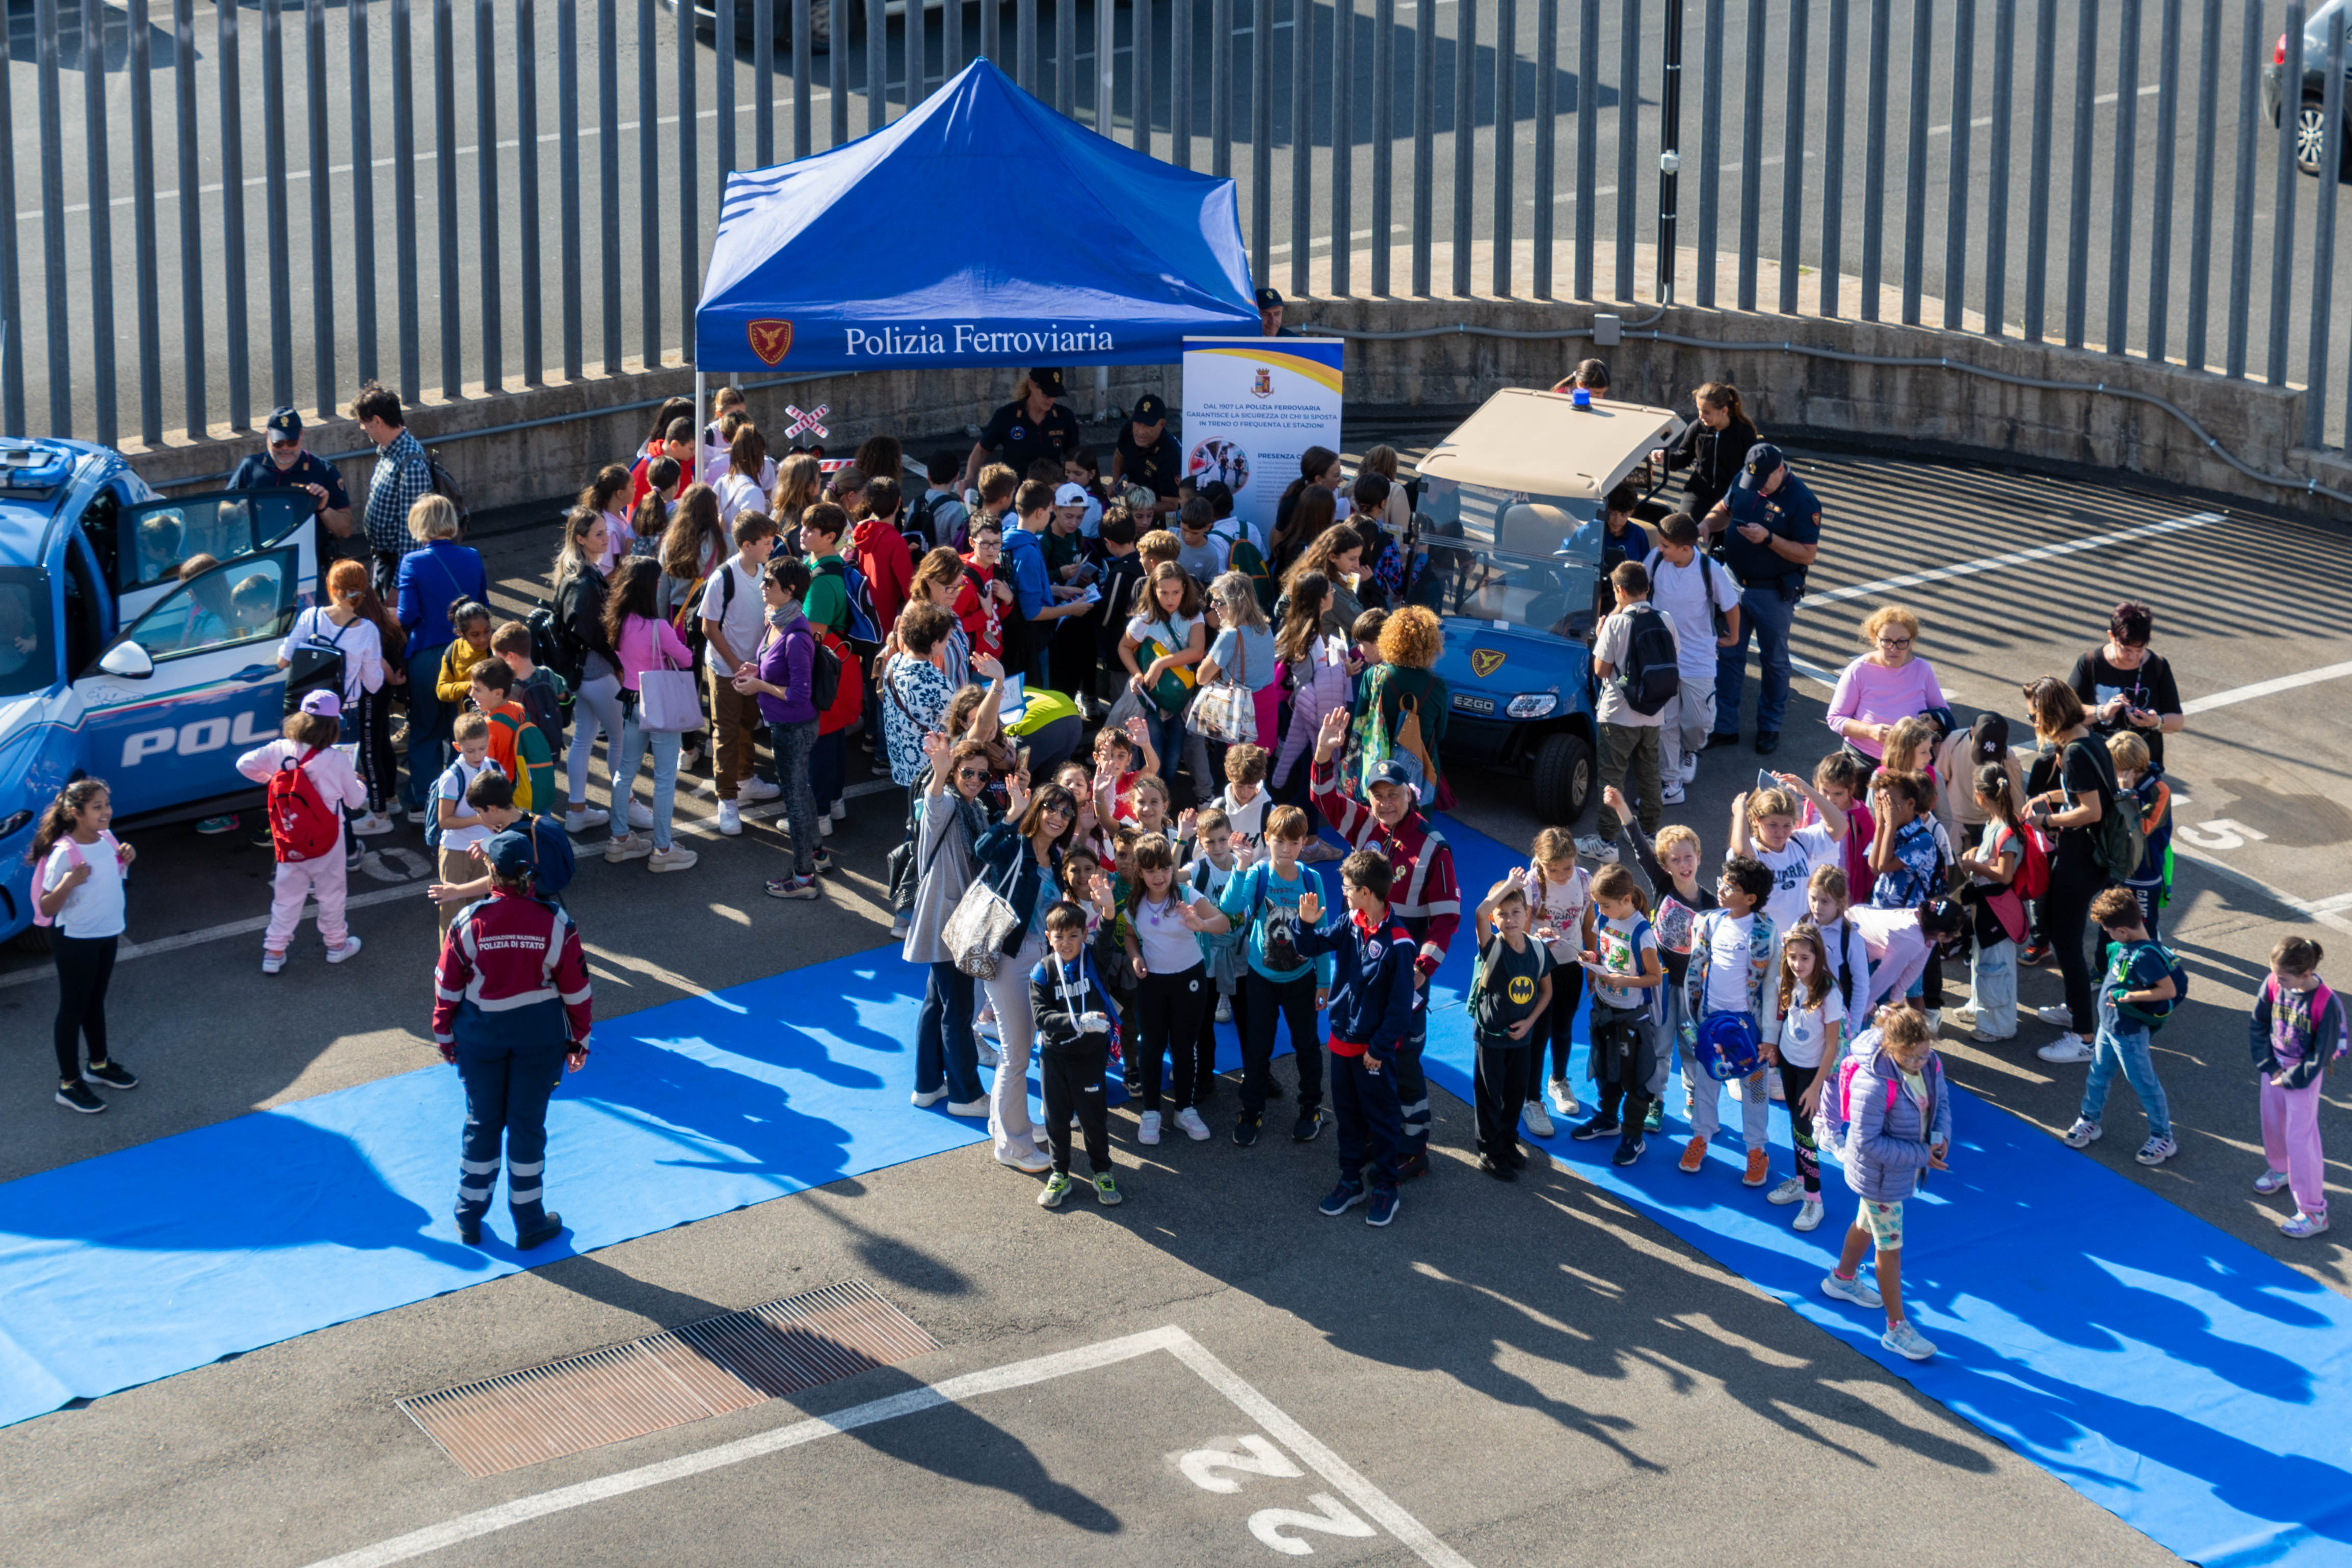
left=748, top=320, right=795, bottom=365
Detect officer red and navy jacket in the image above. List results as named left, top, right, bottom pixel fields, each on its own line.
left=1310, top=757, right=1461, bottom=983
left=431, top=887, right=594, bottom=1054
left=1292, top=908, right=1420, bottom=1058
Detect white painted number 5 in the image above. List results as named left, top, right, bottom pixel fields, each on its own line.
left=1249, top=1493, right=1379, bottom=1556
left=2174, top=818, right=2270, bottom=852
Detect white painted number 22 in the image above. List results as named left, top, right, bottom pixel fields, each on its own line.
left=1178, top=1434, right=1377, bottom=1556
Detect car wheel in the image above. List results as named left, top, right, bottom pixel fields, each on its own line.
left=2297, top=97, right=2330, bottom=176
left=1531, top=730, right=1594, bottom=826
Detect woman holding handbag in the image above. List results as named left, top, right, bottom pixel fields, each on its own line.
left=600, top=558, right=699, bottom=872
left=1194, top=572, right=1280, bottom=761
left=966, top=774, right=1083, bottom=1173
left=903, top=730, right=995, bottom=1116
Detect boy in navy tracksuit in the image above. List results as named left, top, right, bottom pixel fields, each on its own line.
left=1290, top=848, right=1421, bottom=1227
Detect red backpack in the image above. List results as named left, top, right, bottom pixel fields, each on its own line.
left=266, top=747, right=342, bottom=863
left=2013, top=821, right=2053, bottom=901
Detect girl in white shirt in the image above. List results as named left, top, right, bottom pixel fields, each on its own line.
left=1762, top=922, right=1843, bottom=1232
left=1525, top=826, right=1594, bottom=1130
left=1124, top=833, right=1221, bottom=1147
left=32, top=779, right=139, bottom=1112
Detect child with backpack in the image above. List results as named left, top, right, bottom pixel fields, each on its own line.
left=1800, top=751, right=1875, bottom=907
left=1030, top=900, right=1126, bottom=1210
left=236, top=689, right=368, bottom=974
left=1580, top=560, right=1681, bottom=862
left=425, top=772, right=579, bottom=910
left=1524, top=825, right=1593, bottom=1135
left=2063, top=885, right=2183, bottom=1166
left=31, top=779, right=139, bottom=1114
left=1468, top=872, right=1555, bottom=1181
left=430, top=712, right=507, bottom=938
left=1198, top=805, right=1334, bottom=1147
left=799, top=501, right=865, bottom=834
left=492, top=620, right=570, bottom=772
left=1566, top=862, right=1663, bottom=1165
left=2106, top=731, right=2173, bottom=945
left=1186, top=806, right=1246, bottom=1035
left=467, top=659, right=554, bottom=814
left=1679, top=856, right=1779, bottom=1184
left=1761, top=922, right=1842, bottom=1231
left=2251, top=935, right=2344, bottom=1239
left=1952, top=763, right=2026, bottom=1044
left=1818, top=1007, right=1951, bottom=1363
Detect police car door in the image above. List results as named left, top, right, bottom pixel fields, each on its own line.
left=70, top=544, right=310, bottom=818
left=107, top=489, right=317, bottom=623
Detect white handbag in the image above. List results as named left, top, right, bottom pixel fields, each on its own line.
left=1187, top=629, right=1257, bottom=746
left=636, top=639, right=704, bottom=734
left=943, top=849, right=1024, bottom=980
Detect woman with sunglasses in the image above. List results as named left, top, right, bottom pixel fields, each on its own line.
left=903, top=730, right=998, bottom=1118
left=1826, top=605, right=1948, bottom=767
left=969, top=774, right=1082, bottom=1173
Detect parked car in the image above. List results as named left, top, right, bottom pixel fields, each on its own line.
left=0, top=440, right=319, bottom=948
left=2264, top=0, right=2352, bottom=177
left=1407, top=388, right=1685, bottom=826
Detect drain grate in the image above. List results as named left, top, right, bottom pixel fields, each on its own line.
left=397, top=1280, right=938, bottom=1477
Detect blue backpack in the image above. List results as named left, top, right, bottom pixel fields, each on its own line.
left=1693, top=1008, right=1765, bottom=1082
left=2111, top=939, right=2188, bottom=1031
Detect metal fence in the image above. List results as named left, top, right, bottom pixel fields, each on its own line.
left=5, top=0, right=2348, bottom=451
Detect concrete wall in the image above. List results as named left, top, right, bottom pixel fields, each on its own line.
left=115, top=300, right=2344, bottom=520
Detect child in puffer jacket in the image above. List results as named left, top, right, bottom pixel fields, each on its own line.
left=1818, top=1008, right=1952, bottom=1364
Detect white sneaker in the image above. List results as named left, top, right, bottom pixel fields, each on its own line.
left=818, top=813, right=835, bottom=837
left=997, top=1147, right=1053, bottom=1174
left=350, top=811, right=396, bottom=837
left=1138, top=1110, right=1162, bottom=1146
left=1214, top=996, right=1232, bottom=1024
left=1659, top=780, right=1686, bottom=805
left=2135, top=1134, right=2178, bottom=1166
left=1574, top=834, right=1619, bottom=863
left=2034, top=1003, right=2076, bottom=1028
left=627, top=799, right=654, bottom=830
left=1547, top=1078, right=1583, bottom=1118
left=910, top=1086, right=949, bottom=1108
left=1175, top=1107, right=1211, bottom=1140
left=946, top=1098, right=989, bottom=1118
left=738, top=776, right=781, bottom=803
left=605, top=833, right=654, bottom=863
left=1821, top=1271, right=1883, bottom=1310
left=830, top=798, right=848, bottom=821
left=1766, top=1175, right=1807, bottom=1205
left=1522, top=1099, right=1555, bottom=1138
left=2038, top=1035, right=2094, bottom=1064
left=1950, top=1003, right=1980, bottom=1027
left=260, top=949, right=287, bottom=975
left=325, top=935, right=364, bottom=965
left=564, top=805, right=610, bottom=832
left=2062, top=1117, right=2102, bottom=1149
left=716, top=800, right=744, bottom=836
left=1678, top=754, right=1701, bottom=783
left=648, top=845, right=699, bottom=872
left=1767, top=1068, right=1786, bottom=1102
left=1793, top=1197, right=1824, bottom=1231
left=1881, top=1320, right=1938, bottom=1361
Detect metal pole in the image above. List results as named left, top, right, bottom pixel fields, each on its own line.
left=1535, top=0, right=1556, bottom=299
left=682, top=0, right=700, bottom=361
left=1104, top=0, right=1119, bottom=135
left=1174, top=0, right=1194, bottom=167
left=436, top=0, right=462, bottom=397
left=1777, top=0, right=1805, bottom=317
left=871, top=0, right=888, bottom=126
left=2103, top=0, right=2138, bottom=354
left=2062, top=0, right=2093, bottom=348
left=1052, top=0, right=1071, bottom=112
left=131, top=0, right=163, bottom=444
left=1821, top=0, right=1847, bottom=315
left=1899, top=0, right=1930, bottom=326
left=2144, top=0, right=2177, bottom=360
left=1019, top=0, right=1037, bottom=92
left=1136, top=0, right=1155, bottom=152
left=1293, top=0, right=1312, bottom=297
left=38, top=0, right=71, bottom=434
left=794, top=0, right=811, bottom=156
left=349, top=0, right=376, bottom=389
left=947, top=0, right=965, bottom=81
left=517, top=0, right=543, bottom=387
left=1214, top=0, right=1234, bottom=177
left=175, top=0, right=206, bottom=429
left=1576, top=0, right=1600, bottom=299
left=2223, top=0, right=2255, bottom=375
left=2307, top=9, right=2342, bottom=444
left=1657, top=0, right=1681, bottom=304
left=1983, top=0, right=2012, bottom=333
left=1411, top=0, right=1433, bottom=294
left=2022, top=0, right=2051, bottom=340
left=1737, top=0, right=1763, bottom=311
left=757, top=0, right=774, bottom=160
left=983, top=0, right=998, bottom=62
left=1453, top=0, right=1474, bottom=298
left=1493, top=0, right=1514, bottom=298
left=1332, top=0, right=1352, bottom=294
left=2267, top=1, right=2303, bottom=386
left=261, top=0, right=289, bottom=414
left=831, top=0, right=849, bottom=143
left=642, top=0, right=660, bottom=365
left=1615, top=0, right=1636, bottom=299
left=83, top=0, right=115, bottom=444
left=389, top=0, right=414, bottom=406
left=1372, top=0, right=1394, bottom=293
left=560, top=0, right=583, bottom=381
left=0, top=12, right=19, bottom=435
left=600, top=0, right=623, bottom=374
left=1860, top=0, right=1887, bottom=320
left=477, top=0, right=504, bottom=393
left=719, top=0, right=737, bottom=169
left=1940, top=0, right=1971, bottom=330
left=1257, top=0, right=1276, bottom=285
left=2183, top=0, right=2218, bottom=368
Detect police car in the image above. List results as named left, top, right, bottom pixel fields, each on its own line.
left=1410, top=388, right=1685, bottom=825
left=0, top=439, right=320, bottom=947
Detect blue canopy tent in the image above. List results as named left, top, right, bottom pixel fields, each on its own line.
left=693, top=56, right=1260, bottom=401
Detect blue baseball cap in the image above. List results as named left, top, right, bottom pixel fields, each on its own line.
left=1364, top=760, right=1416, bottom=792
left=484, top=830, right=535, bottom=880
left=1739, top=443, right=1785, bottom=489
left=266, top=407, right=303, bottom=440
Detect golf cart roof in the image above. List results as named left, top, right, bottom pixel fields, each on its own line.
left=1417, top=388, right=1685, bottom=501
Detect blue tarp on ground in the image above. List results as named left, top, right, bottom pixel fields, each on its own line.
left=694, top=58, right=1260, bottom=375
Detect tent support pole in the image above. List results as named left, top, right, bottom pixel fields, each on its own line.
left=696, top=368, right=707, bottom=457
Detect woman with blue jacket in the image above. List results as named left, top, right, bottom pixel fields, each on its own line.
left=970, top=774, right=1081, bottom=1176
left=393, top=494, right=488, bottom=817
left=1820, top=1008, right=1952, bottom=1363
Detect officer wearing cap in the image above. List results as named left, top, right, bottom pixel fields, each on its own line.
left=961, top=366, right=1082, bottom=495
left=230, top=407, right=355, bottom=553
left=1111, top=393, right=1182, bottom=515
left=431, top=828, right=594, bottom=1249
left=1700, top=442, right=1822, bottom=757
left=1256, top=287, right=1299, bottom=337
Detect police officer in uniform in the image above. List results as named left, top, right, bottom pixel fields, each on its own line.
left=1257, top=287, right=1300, bottom=337
left=431, top=830, right=594, bottom=1248
left=1701, top=442, right=1822, bottom=758
left=1111, top=393, right=1182, bottom=516
left=231, top=407, right=356, bottom=558
left=960, top=366, right=1082, bottom=495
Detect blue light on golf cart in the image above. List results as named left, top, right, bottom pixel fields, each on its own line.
left=1506, top=693, right=1558, bottom=719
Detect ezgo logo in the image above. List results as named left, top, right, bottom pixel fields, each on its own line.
left=120, top=711, right=275, bottom=766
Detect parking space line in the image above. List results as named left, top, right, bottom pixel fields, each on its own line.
left=2178, top=659, right=2352, bottom=716
left=1804, top=512, right=2224, bottom=607
left=299, top=1324, right=1470, bottom=1568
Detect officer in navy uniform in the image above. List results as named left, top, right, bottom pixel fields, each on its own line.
left=1111, top=393, right=1183, bottom=516
left=230, top=407, right=356, bottom=558
left=1257, top=287, right=1300, bottom=337
left=431, top=830, right=594, bottom=1249
left=961, top=366, right=1081, bottom=494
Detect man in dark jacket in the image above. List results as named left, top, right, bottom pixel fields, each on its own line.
left=1290, top=850, right=1420, bottom=1227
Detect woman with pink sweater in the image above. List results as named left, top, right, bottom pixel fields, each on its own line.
left=1827, top=605, right=1948, bottom=764
left=600, top=558, right=700, bottom=872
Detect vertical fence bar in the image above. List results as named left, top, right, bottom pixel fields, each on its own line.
left=1778, top=0, right=1807, bottom=315
left=435, top=0, right=462, bottom=396
left=872, top=0, right=889, bottom=126
left=130, top=0, right=162, bottom=443
left=1657, top=0, right=1680, bottom=301
left=1821, top=0, right=1847, bottom=314
left=1737, top=0, right=1763, bottom=310
left=1898, top=0, right=1930, bottom=325
left=1982, top=0, right=2011, bottom=333
left=349, top=0, right=377, bottom=389
left=756, top=0, right=774, bottom=161
left=303, top=0, right=335, bottom=409
left=2022, top=0, right=2051, bottom=340
left=83, top=0, right=120, bottom=442
left=2143, top=0, right=2177, bottom=360
left=1694, top=0, right=1720, bottom=306
left=2307, top=10, right=2341, bottom=444
left=2061, top=0, right=2093, bottom=348
left=1372, top=0, right=1393, bottom=293
left=476, top=0, right=504, bottom=392
left=1860, top=0, right=1887, bottom=318
left=1333, top=0, right=1353, bottom=294
left=1018, top=0, right=1036, bottom=91
left=1614, top=0, right=1637, bottom=299
left=1575, top=0, right=1599, bottom=299
left=1453, top=0, right=1474, bottom=297
left=1213, top=0, right=1234, bottom=176
left=2267, top=2, right=2302, bottom=386
left=1053, top=0, right=1072, bottom=113
left=793, top=0, right=811, bottom=156
left=2103, top=0, right=2137, bottom=354
left=1532, top=0, right=1554, bottom=298
left=680, top=0, right=698, bottom=359
left=945, top=0, right=963, bottom=81
left=599, top=0, right=622, bottom=372
left=1257, top=0, right=1276, bottom=284
left=389, top=0, right=414, bottom=405
left=1293, top=0, right=1311, bottom=296
left=38, top=0, right=70, bottom=433
left=518, top=0, right=543, bottom=384
left=174, top=0, right=206, bottom=428
left=1174, top=0, right=1194, bottom=167
left=0, top=13, right=18, bottom=434
left=1099, top=0, right=1115, bottom=137
left=1411, top=0, right=1433, bottom=293
left=1493, top=0, right=1514, bottom=297
left=2184, top=0, right=2218, bottom=367
left=831, top=0, right=848, bottom=144
left=557, top=1, right=582, bottom=378
left=981, top=0, right=997, bottom=62
left=2224, top=0, right=2256, bottom=376
left=640, top=0, right=660, bottom=364
left=1940, top=0, right=1970, bottom=329
left=1137, top=0, right=1156, bottom=151
left=259, top=0, right=288, bottom=415
left=719, top=0, right=736, bottom=169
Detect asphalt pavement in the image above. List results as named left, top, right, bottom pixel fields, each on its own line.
left=0, top=435, right=2347, bottom=1567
